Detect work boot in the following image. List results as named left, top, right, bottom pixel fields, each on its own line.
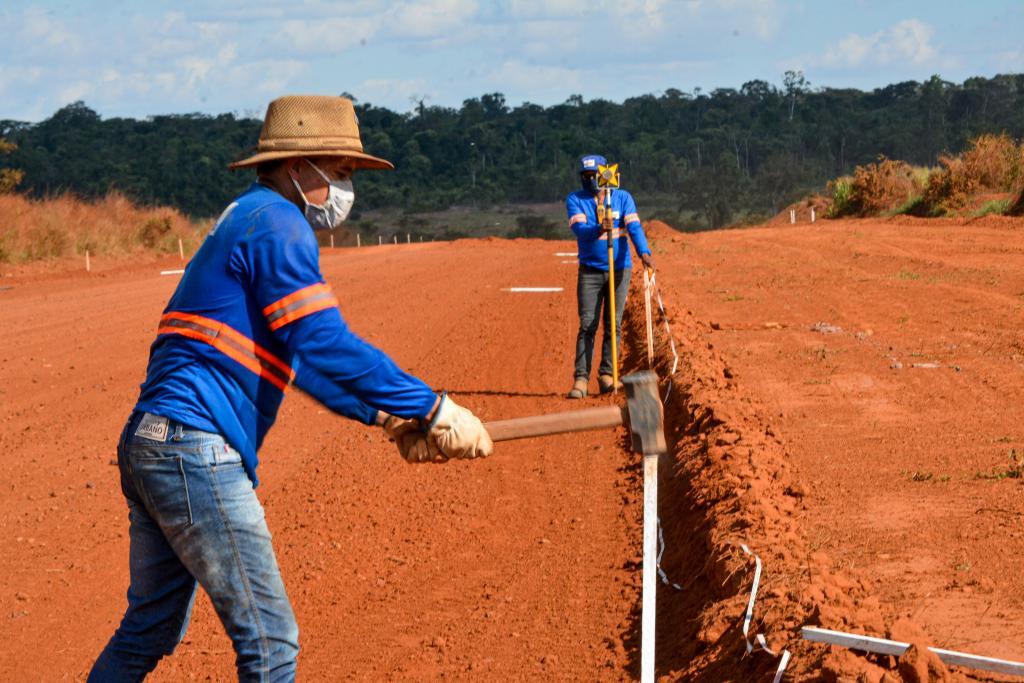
left=567, top=377, right=588, bottom=399
left=598, top=374, right=622, bottom=394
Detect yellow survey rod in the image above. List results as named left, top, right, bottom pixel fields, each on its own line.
left=597, top=163, right=621, bottom=394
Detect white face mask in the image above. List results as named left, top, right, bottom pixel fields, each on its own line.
left=291, top=160, right=355, bottom=230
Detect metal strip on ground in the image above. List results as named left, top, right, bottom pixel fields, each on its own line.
left=802, top=627, right=1024, bottom=676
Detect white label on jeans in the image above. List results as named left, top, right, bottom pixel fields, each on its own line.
left=135, top=413, right=168, bottom=442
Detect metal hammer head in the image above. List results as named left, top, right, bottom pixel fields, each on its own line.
left=622, top=371, right=667, bottom=455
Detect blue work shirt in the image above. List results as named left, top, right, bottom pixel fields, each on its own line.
left=135, top=183, right=438, bottom=485
left=566, top=188, right=651, bottom=270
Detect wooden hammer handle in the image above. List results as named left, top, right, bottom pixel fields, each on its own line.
left=484, top=405, right=626, bottom=442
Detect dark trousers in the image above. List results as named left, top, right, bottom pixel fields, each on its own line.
left=574, top=265, right=630, bottom=380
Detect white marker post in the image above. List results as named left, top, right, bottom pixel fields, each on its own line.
left=378, top=236, right=382, bottom=246
left=789, top=209, right=796, bottom=224
left=393, top=235, right=397, bottom=244
left=330, top=233, right=335, bottom=248
left=811, top=207, right=816, bottom=223
left=641, top=452, right=659, bottom=683
left=85, top=250, right=91, bottom=272
left=502, top=287, right=564, bottom=293
left=357, top=233, right=361, bottom=248
left=406, top=233, right=411, bottom=243
left=178, top=238, right=184, bottom=261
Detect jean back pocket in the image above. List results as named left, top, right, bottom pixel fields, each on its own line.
left=130, top=451, right=194, bottom=535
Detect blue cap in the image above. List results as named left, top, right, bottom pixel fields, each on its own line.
left=578, top=154, right=606, bottom=174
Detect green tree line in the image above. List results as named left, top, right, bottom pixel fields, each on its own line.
left=2, top=73, right=1023, bottom=229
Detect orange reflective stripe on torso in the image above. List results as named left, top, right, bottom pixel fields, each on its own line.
left=157, top=312, right=293, bottom=391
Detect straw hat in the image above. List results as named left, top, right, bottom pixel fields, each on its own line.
left=229, top=95, right=393, bottom=170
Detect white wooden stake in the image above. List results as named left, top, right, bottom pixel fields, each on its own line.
left=85, top=250, right=91, bottom=272
left=641, top=452, right=659, bottom=683
left=789, top=209, right=796, bottom=224
left=393, top=235, right=398, bottom=244
left=178, top=238, right=184, bottom=261
left=802, top=627, right=1024, bottom=677
left=643, top=269, right=655, bottom=368
left=811, top=207, right=816, bottom=223
left=330, top=233, right=335, bottom=248
left=378, top=236, right=382, bottom=246
left=357, top=233, right=361, bottom=248
left=406, top=233, right=411, bottom=243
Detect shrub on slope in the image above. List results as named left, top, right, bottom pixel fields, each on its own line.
left=0, top=192, right=203, bottom=263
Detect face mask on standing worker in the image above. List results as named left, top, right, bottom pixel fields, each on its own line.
left=578, top=154, right=606, bottom=195
left=291, top=159, right=355, bottom=230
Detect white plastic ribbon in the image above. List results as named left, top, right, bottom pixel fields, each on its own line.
left=647, top=272, right=680, bottom=402
left=656, top=517, right=682, bottom=591
left=739, top=543, right=792, bottom=678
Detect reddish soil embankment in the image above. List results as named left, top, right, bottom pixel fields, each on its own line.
left=635, top=216, right=1024, bottom=681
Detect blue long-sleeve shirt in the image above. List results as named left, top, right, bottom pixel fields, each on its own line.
left=135, top=183, right=437, bottom=485
left=566, top=188, right=651, bottom=270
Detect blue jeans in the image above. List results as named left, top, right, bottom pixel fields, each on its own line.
left=89, top=412, right=299, bottom=682
left=575, top=265, right=630, bottom=380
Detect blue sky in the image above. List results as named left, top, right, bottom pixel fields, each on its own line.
left=2, top=0, right=1022, bottom=122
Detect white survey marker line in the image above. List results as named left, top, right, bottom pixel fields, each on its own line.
left=553, top=252, right=578, bottom=256
left=502, top=287, right=564, bottom=292
left=560, top=260, right=578, bottom=264
left=802, top=627, right=1024, bottom=676
left=160, top=269, right=185, bottom=276
left=640, top=453, right=659, bottom=683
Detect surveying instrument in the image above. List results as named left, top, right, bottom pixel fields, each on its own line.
left=595, top=162, right=622, bottom=393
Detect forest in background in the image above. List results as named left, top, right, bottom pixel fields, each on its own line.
left=2, top=73, right=1024, bottom=232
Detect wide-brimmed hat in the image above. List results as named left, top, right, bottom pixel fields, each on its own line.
left=229, top=95, right=393, bottom=170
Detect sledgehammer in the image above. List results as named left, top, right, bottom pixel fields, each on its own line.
left=483, top=370, right=667, bottom=455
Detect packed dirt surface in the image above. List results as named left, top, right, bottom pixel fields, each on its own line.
left=2, top=214, right=1023, bottom=681
left=0, top=240, right=644, bottom=680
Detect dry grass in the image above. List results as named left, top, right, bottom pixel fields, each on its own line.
left=826, top=134, right=1024, bottom=219
left=0, top=192, right=207, bottom=264
left=923, top=134, right=1024, bottom=214
left=828, top=157, right=925, bottom=217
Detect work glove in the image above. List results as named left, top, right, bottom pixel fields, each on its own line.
left=426, top=394, right=493, bottom=461
left=382, top=414, right=434, bottom=463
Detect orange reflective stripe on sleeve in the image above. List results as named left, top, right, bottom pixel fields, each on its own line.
left=262, top=283, right=339, bottom=332
left=158, top=312, right=293, bottom=391
left=624, top=212, right=640, bottom=224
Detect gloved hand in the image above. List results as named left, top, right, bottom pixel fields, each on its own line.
left=426, top=394, right=493, bottom=460
left=601, top=213, right=615, bottom=233
left=382, top=414, right=435, bottom=463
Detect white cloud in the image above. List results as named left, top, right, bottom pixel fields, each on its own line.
left=823, top=19, right=937, bottom=67
left=385, top=0, right=480, bottom=38
left=355, top=77, right=429, bottom=110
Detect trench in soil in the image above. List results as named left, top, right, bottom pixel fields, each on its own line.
left=617, top=275, right=812, bottom=681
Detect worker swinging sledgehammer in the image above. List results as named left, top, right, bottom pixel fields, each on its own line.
left=566, top=154, right=655, bottom=399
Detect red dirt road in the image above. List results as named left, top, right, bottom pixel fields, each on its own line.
left=3, top=214, right=1024, bottom=681
left=0, top=240, right=643, bottom=680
